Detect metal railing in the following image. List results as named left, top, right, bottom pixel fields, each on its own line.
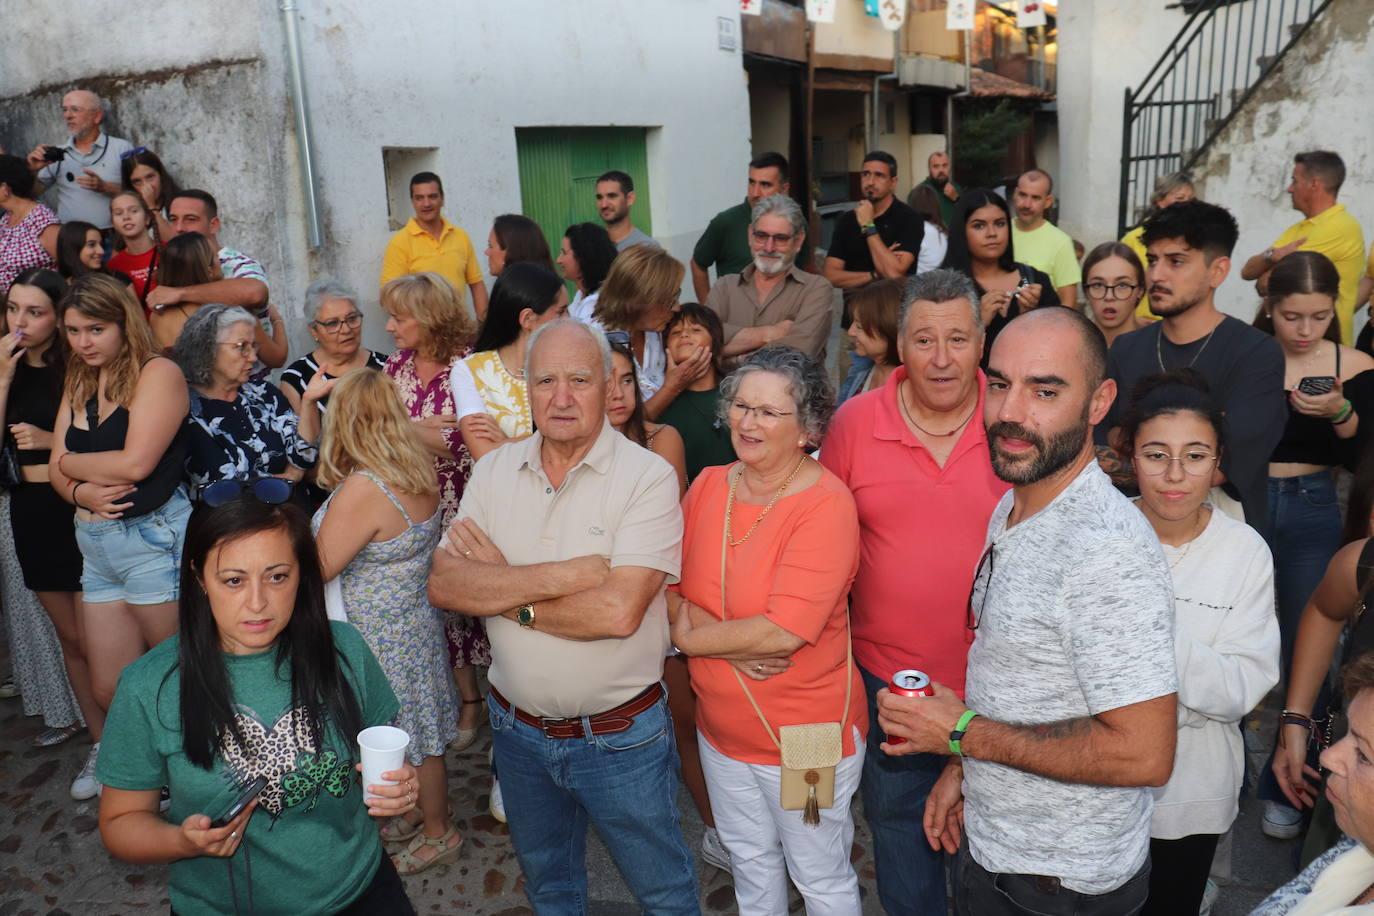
left=1117, top=0, right=1334, bottom=235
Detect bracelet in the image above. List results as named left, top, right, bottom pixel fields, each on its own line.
left=949, top=710, right=980, bottom=757
left=1332, top=399, right=1355, bottom=425
left=1279, top=710, right=1314, bottom=729
left=71, top=481, right=88, bottom=511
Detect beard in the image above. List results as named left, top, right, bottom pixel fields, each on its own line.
left=987, top=407, right=1091, bottom=485
left=929, top=175, right=948, bottom=189
left=1146, top=283, right=1207, bottom=317
left=753, top=254, right=791, bottom=276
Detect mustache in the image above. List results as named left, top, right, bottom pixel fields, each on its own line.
left=987, top=421, right=1043, bottom=450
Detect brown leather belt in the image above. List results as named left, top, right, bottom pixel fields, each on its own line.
left=489, top=683, right=664, bottom=739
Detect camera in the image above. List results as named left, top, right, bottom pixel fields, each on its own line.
left=41, top=146, right=65, bottom=163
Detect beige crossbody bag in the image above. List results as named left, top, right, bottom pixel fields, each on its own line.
left=718, top=470, right=853, bottom=826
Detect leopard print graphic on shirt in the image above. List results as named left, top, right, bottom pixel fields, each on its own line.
left=217, top=706, right=353, bottom=819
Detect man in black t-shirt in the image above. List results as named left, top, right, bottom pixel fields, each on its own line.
left=825, top=150, right=925, bottom=382
left=1095, top=200, right=1285, bottom=533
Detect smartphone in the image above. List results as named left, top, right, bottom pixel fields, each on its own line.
left=1298, top=376, right=1336, bottom=396
left=209, top=775, right=268, bottom=828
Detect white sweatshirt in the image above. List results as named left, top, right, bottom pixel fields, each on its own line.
left=1149, top=505, right=1281, bottom=840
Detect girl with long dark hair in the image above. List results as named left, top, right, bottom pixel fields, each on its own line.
left=606, top=341, right=687, bottom=495
left=940, top=188, right=1060, bottom=358
left=96, top=496, right=420, bottom=915
left=55, top=221, right=105, bottom=281
left=558, top=221, right=618, bottom=323
left=484, top=214, right=555, bottom=276
left=451, top=262, right=567, bottom=462
left=120, top=148, right=180, bottom=239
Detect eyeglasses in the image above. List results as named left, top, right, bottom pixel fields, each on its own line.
left=60, top=106, right=93, bottom=114
left=751, top=230, right=795, bottom=246
left=200, top=478, right=294, bottom=507
left=221, top=340, right=260, bottom=356
left=1084, top=281, right=1140, bottom=301
left=119, top=146, right=149, bottom=161
left=966, top=544, right=995, bottom=631
left=313, top=312, right=362, bottom=334
left=1133, top=450, right=1220, bottom=476
left=727, top=399, right=795, bottom=425
left=605, top=330, right=631, bottom=346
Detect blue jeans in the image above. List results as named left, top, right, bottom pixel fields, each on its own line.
left=1265, top=471, right=1343, bottom=679
left=859, top=665, right=950, bottom=916
left=488, top=689, right=699, bottom=916
left=74, top=488, right=192, bottom=604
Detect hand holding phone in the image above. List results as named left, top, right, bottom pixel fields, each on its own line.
left=209, top=775, right=268, bottom=828
left=1297, top=376, right=1337, bottom=396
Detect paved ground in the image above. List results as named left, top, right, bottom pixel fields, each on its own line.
left=0, top=650, right=1306, bottom=916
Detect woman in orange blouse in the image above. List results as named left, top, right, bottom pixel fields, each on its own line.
left=670, top=346, right=865, bottom=916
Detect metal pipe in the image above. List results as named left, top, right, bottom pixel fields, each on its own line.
left=280, top=0, right=323, bottom=249
left=870, top=28, right=900, bottom=152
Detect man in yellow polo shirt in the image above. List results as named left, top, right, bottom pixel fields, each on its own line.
left=380, top=171, right=489, bottom=319
left=1241, top=151, right=1364, bottom=344
left=1009, top=169, right=1081, bottom=307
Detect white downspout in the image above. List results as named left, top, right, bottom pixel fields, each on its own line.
left=280, top=0, right=323, bottom=249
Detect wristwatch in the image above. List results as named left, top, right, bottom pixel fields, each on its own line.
left=516, top=603, right=536, bottom=629
left=861, top=223, right=879, bottom=238
left=1263, top=246, right=1277, bottom=263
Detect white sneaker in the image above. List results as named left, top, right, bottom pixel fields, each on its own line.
left=1262, top=800, right=1303, bottom=839
left=70, top=743, right=102, bottom=800
left=489, top=777, right=506, bottom=823
left=700, top=826, right=733, bottom=873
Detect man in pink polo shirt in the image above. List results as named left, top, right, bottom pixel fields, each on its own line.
left=821, top=268, right=1007, bottom=916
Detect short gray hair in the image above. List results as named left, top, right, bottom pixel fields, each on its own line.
left=718, top=346, right=835, bottom=448
left=303, top=277, right=358, bottom=322
left=900, top=269, right=983, bottom=332
left=68, top=89, right=106, bottom=114
left=751, top=195, right=806, bottom=236
left=174, top=304, right=257, bottom=387
left=526, top=318, right=613, bottom=382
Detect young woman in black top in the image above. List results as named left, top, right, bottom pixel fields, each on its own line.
left=49, top=273, right=191, bottom=800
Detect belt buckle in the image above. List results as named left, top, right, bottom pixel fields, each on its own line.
left=540, top=715, right=581, bottom=738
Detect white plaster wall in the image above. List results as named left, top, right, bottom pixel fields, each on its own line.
left=1055, top=0, right=1189, bottom=249
left=1191, top=0, right=1374, bottom=319
left=293, top=0, right=752, bottom=351
left=816, top=2, right=898, bottom=61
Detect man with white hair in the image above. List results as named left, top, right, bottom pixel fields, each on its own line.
left=26, top=89, right=133, bottom=228
left=704, top=195, right=835, bottom=360
left=428, top=318, right=699, bottom=914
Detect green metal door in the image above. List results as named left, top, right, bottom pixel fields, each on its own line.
left=515, top=127, right=652, bottom=262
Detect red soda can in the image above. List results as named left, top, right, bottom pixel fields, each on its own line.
left=887, top=669, right=933, bottom=745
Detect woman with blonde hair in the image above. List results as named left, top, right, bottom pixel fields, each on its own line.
left=49, top=273, right=191, bottom=801
left=313, top=367, right=462, bottom=875
left=380, top=271, right=487, bottom=739
left=592, top=244, right=702, bottom=418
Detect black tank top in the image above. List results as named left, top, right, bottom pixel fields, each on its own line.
left=1271, top=346, right=1342, bottom=465
left=65, top=396, right=187, bottom=518
left=7, top=360, right=62, bottom=466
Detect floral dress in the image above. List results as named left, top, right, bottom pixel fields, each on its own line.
left=312, top=472, right=457, bottom=764
left=183, top=382, right=317, bottom=494
left=0, top=203, right=58, bottom=292
left=383, top=349, right=490, bottom=668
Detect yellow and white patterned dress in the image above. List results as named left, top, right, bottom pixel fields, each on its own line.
left=450, top=349, right=532, bottom=438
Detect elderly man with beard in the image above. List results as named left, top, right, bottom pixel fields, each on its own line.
left=1095, top=199, right=1285, bottom=532
left=704, top=194, right=834, bottom=360
left=877, top=307, right=1179, bottom=916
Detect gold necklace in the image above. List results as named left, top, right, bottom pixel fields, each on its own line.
left=1166, top=507, right=1208, bottom=571
left=898, top=381, right=977, bottom=438
left=726, top=455, right=808, bottom=547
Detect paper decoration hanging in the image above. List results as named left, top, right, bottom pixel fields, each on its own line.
left=806, top=0, right=836, bottom=23
left=741, top=0, right=762, bottom=15
left=1016, top=2, right=1046, bottom=28
left=946, top=1, right=974, bottom=30
left=865, top=0, right=880, bottom=16
left=880, top=0, right=906, bottom=30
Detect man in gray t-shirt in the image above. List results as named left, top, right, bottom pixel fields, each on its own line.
left=595, top=169, right=659, bottom=252
left=878, top=307, right=1178, bottom=914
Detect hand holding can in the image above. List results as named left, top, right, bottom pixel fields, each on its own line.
left=887, top=669, right=934, bottom=745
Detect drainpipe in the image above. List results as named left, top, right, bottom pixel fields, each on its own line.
left=280, top=0, right=323, bottom=249
left=869, top=27, right=901, bottom=152
left=946, top=27, right=972, bottom=160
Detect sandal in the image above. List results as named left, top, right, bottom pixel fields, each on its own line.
left=33, top=723, right=84, bottom=748
left=379, top=808, right=424, bottom=844
left=453, top=698, right=486, bottom=752
left=392, top=825, right=464, bottom=875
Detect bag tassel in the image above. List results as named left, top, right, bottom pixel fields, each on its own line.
left=803, top=770, right=821, bottom=826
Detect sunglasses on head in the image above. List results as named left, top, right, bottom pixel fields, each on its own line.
left=605, top=330, right=631, bottom=346
left=200, top=478, right=294, bottom=507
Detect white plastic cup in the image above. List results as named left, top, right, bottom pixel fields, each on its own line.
left=358, top=726, right=409, bottom=801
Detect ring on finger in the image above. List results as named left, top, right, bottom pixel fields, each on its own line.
left=229, top=830, right=237, bottom=839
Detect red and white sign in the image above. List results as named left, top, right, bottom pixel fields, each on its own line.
left=741, top=0, right=762, bottom=16
left=805, top=0, right=836, bottom=24
left=1016, top=2, right=1047, bottom=28
left=880, top=0, right=906, bottom=31
left=946, top=1, right=974, bottom=31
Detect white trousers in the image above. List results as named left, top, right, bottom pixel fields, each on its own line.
left=699, top=728, right=865, bottom=916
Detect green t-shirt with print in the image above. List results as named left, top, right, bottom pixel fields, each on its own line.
left=97, top=622, right=400, bottom=916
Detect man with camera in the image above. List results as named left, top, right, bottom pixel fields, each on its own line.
left=26, top=90, right=133, bottom=229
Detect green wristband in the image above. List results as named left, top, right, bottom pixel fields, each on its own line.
left=949, top=710, right=980, bottom=757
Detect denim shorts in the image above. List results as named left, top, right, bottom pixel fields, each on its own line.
left=74, top=489, right=192, bottom=605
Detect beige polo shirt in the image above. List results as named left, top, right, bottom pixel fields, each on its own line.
left=455, top=420, right=682, bottom=718
left=705, top=264, right=836, bottom=359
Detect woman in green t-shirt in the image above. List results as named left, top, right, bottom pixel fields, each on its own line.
left=96, top=495, right=421, bottom=916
